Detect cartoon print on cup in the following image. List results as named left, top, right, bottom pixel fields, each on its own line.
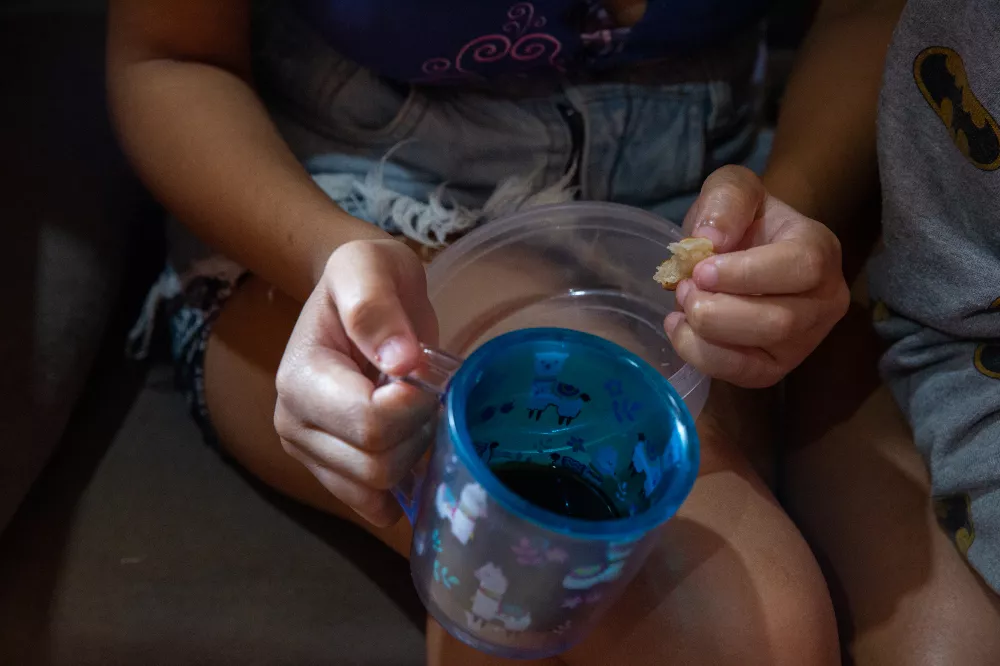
left=559, top=455, right=603, bottom=486
left=414, top=529, right=427, bottom=557
left=511, top=536, right=570, bottom=566
left=605, top=377, right=643, bottom=422
left=433, top=559, right=461, bottom=590
left=562, top=539, right=636, bottom=590
left=561, top=596, right=582, bottom=609
left=466, top=563, right=533, bottom=633
left=589, top=445, right=618, bottom=477
left=474, top=440, right=500, bottom=463
left=526, top=351, right=591, bottom=425
left=612, top=397, right=642, bottom=423
left=561, top=591, right=603, bottom=609
left=630, top=432, right=678, bottom=497
left=436, top=482, right=488, bottom=545
left=535, top=436, right=556, bottom=454
left=492, top=450, right=529, bottom=464
left=552, top=620, right=573, bottom=636
left=563, top=563, right=626, bottom=590
left=512, top=537, right=546, bottom=566
left=479, top=401, right=515, bottom=423
left=547, top=547, right=569, bottom=563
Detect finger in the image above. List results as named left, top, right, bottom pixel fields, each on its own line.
left=287, top=447, right=403, bottom=527
left=327, top=240, right=431, bottom=376
left=275, top=343, right=436, bottom=452
left=675, top=280, right=818, bottom=348
left=286, top=419, right=436, bottom=492
left=690, top=165, right=766, bottom=253
left=283, top=274, right=353, bottom=372
left=664, top=313, right=781, bottom=389
left=692, top=239, right=835, bottom=296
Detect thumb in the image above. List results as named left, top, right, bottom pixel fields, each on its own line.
left=688, top=165, right=766, bottom=253
left=327, top=240, right=426, bottom=376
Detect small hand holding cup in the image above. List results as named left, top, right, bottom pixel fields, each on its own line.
left=273, top=239, right=439, bottom=527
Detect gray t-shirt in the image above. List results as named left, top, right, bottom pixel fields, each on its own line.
left=869, top=0, right=1000, bottom=591
left=871, top=0, right=1000, bottom=338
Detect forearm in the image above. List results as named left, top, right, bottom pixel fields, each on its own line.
left=109, top=57, right=385, bottom=302
left=762, top=0, right=905, bottom=262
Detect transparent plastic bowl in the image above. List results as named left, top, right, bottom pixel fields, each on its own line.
left=425, top=202, right=710, bottom=419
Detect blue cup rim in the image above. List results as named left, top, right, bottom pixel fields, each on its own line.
left=446, top=327, right=700, bottom=541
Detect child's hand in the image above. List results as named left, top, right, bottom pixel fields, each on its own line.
left=665, top=165, right=850, bottom=388
left=273, top=239, right=439, bottom=527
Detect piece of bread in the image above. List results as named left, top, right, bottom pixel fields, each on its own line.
left=653, top=237, right=715, bottom=291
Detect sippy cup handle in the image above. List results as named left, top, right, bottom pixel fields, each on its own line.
left=382, top=345, right=464, bottom=524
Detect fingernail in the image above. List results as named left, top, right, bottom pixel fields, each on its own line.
left=693, top=224, right=726, bottom=249
left=676, top=279, right=693, bottom=308
left=694, top=260, right=719, bottom=289
left=375, top=337, right=408, bottom=372
left=664, top=312, right=685, bottom=335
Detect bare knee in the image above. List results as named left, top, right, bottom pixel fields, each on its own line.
left=755, top=547, right=840, bottom=666
left=693, top=471, right=839, bottom=666
left=686, top=487, right=839, bottom=666
left=568, top=471, right=839, bottom=666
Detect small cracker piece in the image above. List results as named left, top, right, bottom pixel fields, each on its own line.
left=653, top=237, right=715, bottom=291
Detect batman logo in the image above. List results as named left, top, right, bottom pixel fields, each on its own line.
left=974, top=297, right=1000, bottom=380
left=934, top=494, right=975, bottom=558
left=914, top=47, right=1000, bottom=171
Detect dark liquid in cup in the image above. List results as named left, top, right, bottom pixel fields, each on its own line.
left=490, top=462, right=621, bottom=521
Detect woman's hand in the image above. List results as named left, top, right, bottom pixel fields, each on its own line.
left=273, top=239, right=439, bottom=527
left=665, top=165, right=850, bottom=388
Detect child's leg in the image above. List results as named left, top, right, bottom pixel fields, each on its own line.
left=784, top=303, right=1000, bottom=665
left=205, top=276, right=839, bottom=665
left=787, top=388, right=1000, bottom=666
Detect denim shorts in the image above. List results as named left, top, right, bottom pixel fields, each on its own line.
left=127, top=8, right=772, bottom=446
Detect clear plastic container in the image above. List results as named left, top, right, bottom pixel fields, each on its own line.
left=425, top=202, right=710, bottom=419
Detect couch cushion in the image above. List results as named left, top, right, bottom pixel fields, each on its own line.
left=0, top=14, right=145, bottom=532
left=0, top=366, right=425, bottom=665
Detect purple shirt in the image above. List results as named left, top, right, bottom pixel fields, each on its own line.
left=292, top=0, right=769, bottom=83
